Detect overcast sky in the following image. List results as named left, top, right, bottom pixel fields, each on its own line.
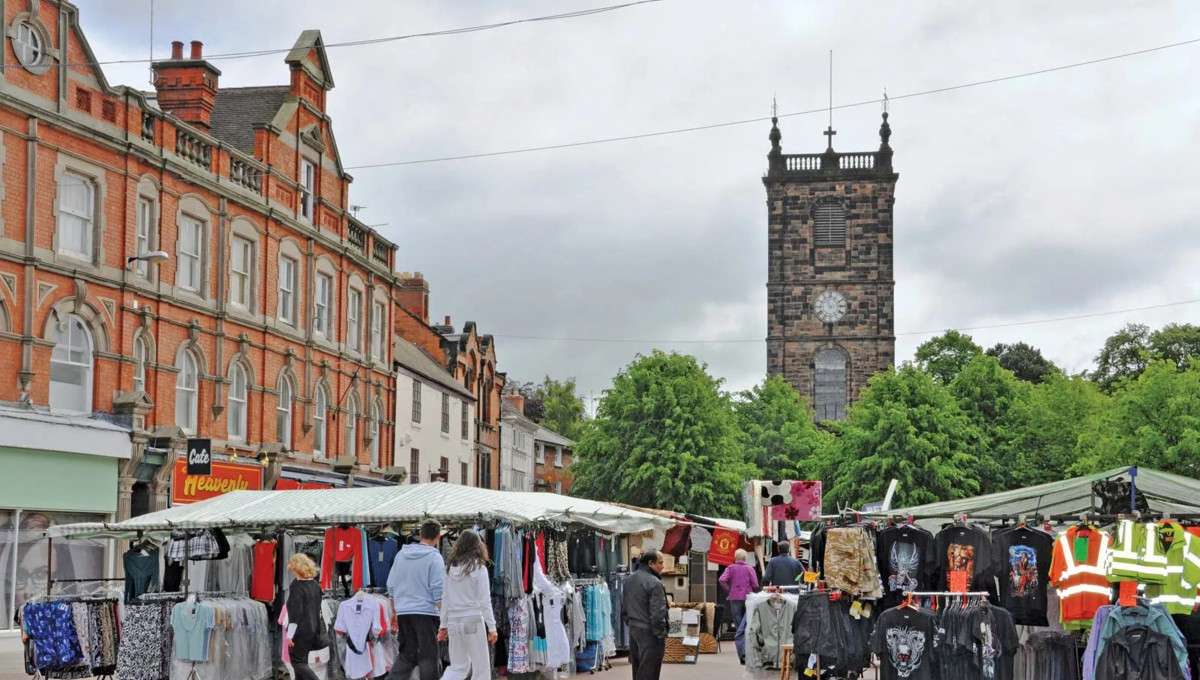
left=85, top=1, right=1200, bottom=410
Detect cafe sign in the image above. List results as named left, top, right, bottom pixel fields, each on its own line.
left=171, top=458, right=263, bottom=505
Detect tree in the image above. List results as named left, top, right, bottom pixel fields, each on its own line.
left=985, top=342, right=1058, bottom=384
left=733, top=376, right=831, bottom=479
left=1073, top=359, right=1200, bottom=478
left=1015, top=373, right=1108, bottom=486
left=504, top=380, right=546, bottom=421
left=947, top=355, right=1032, bottom=493
left=914, top=330, right=983, bottom=385
left=1148, top=323, right=1200, bottom=371
left=537, top=376, right=587, bottom=442
left=1092, top=323, right=1152, bottom=392
left=570, top=351, right=753, bottom=517
left=821, top=366, right=983, bottom=509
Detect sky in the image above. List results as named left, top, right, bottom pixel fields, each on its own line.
left=82, top=1, right=1200, bottom=412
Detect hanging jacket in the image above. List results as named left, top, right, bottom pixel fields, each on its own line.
left=320, top=526, right=366, bottom=591
left=1096, top=603, right=1191, bottom=680
left=1049, top=526, right=1112, bottom=628
left=1109, top=521, right=1162, bottom=583
left=1144, top=529, right=1200, bottom=615
left=1095, top=626, right=1187, bottom=680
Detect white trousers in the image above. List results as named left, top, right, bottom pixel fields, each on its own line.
left=441, top=616, right=491, bottom=680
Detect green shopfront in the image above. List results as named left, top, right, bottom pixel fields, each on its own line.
left=0, top=406, right=131, bottom=631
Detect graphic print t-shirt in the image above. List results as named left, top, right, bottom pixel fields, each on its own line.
left=991, top=527, right=1053, bottom=626
left=969, top=606, right=1018, bottom=680
left=877, top=526, right=937, bottom=610
left=871, top=607, right=939, bottom=680
left=936, top=525, right=995, bottom=597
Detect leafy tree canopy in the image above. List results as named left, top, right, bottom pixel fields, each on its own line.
left=504, top=380, right=546, bottom=422
left=985, top=342, right=1058, bottom=384
left=733, top=376, right=831, bottom=479
left=570, top=351, right=753, bottom=517
left=914, top=330, right=983, bottom=385
left=537, top=376, right=587, bottom=442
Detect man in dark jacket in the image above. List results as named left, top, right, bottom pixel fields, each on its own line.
left=763, top=542, right=803, bottom=587
left=622, top=550, right=668, bottom=680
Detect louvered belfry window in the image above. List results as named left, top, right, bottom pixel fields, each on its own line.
left=813, top=203, right=846, bottom=246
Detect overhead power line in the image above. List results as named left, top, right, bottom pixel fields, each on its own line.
left=485, top=297, right=1200, bottom=345
left=345, top=36, right=1200, bottom=169
left=16, top=0, right=664, bottom=70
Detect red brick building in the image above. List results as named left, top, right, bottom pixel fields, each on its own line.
left=0, top=1, right=403, bottom=522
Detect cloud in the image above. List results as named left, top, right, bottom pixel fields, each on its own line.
left=79, top=0, right=1200, bottom=402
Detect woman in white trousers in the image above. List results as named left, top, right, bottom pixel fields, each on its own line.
left=437, top=530, right=497, bottom=680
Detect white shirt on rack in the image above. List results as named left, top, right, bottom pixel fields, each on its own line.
left=335, top=596, right=384, bottom=680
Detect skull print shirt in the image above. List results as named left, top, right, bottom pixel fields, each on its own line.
left=872, top=607, right=939, bottom=680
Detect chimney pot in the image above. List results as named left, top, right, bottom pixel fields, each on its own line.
left=444, top=316, right=451, bottom=325
left=190, top=41, right=203, bottom=59
left=171, top=41, right=183, bottom=59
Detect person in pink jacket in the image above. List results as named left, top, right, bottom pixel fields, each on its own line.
left=719, top=549, right=759, bottom=632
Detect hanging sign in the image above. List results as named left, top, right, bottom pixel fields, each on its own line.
left=186, top=438, right=212, bottom=476
left=172, top=459, right=262, bottom=505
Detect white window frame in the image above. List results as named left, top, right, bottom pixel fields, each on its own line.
left=277, top=375, right=294, bottom=448
left=14, top=22, right=44, bottom=68
left=411, top=380, right=422, bottom=423
left=371, top=300, right=385, bottom=361
left=132, top=336, right=148, bottom=394
left=441, top=393, right=450, bottom=434
left=49, top=314, right=94, bottom=413
left=370, top=405, right=381, bottom=467
left=345, top=398, right=359, bottom=458
left=57, top=171, right=95, bottom=261
left=313, top=386, right=328, bottom=458
left=314, top=273, right=331, bottom=337
left=347, top=288, right=362, bottom=351
left=300, top=159, right=315, bottom=221
left=136, top=197, right=154, bottom=278
left=461, top=402, right=469, bottom=439
left=228, top=362, right=248, bottom=443
left=278, top=256, right=296, bottom=325
left=177, top=216, right=204, bottom=292
left=176, top=350, right=199, bottom=435
left=230, top=236, right=253, bottom=308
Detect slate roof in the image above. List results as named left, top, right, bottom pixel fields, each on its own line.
left=208, top=86, right=291, bottom=154
left=535, top=425, right=574, bottom=448
left=393, top=338, right=475, bottom=401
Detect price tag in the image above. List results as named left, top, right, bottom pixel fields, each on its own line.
left=849, top=601, right=863, bottom=619
left=949, top=570, right=968, bottom=593
left=1118, top=581, right=1138, bottom=607
left=1074, top=536, right=1090, bottom=563
left=803, top=571, right=819, bottom=584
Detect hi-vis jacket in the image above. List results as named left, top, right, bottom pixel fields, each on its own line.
left=1143, top=524, right=1200, bottom=615
left=1107, top=520, right=1168, bottom=584
left=1050, top=526, right=1112, bottom=627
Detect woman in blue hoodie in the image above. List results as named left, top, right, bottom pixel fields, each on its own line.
left=437, top=530, right=497, bottom=680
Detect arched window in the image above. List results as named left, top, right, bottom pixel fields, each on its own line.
left=132, top=336, right=148, bottom=393
left=313, top=385, right=329, bottom=458
left=176, top=350, right=199, bottom=433
left=369, top=403, right=382, bottom=467
left=813, top=202, right=846, bottom=246
left=814, top=349, right=848, bottom=422
left=49, top=314, right=94, bottom=413
left=277, top=375, right=294, bottom=449
left=345, top=395, right=359, bottom=458
left=228, top=363, right=248, bottom=442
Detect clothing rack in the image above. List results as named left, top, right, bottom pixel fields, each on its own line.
left=903, top=591, right=990, bottom=597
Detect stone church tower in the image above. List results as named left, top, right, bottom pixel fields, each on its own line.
left=763, top=114, right=897, bottom=420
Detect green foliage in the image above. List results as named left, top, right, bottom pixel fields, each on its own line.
left=1148, top=323, right=1200, bottom=371
left=914, top=330, right=983, bottom=385
left=822, top=366, right=983, bottom=509
left=947, top=355, right=1032, bottom=493
left=985, top=342, right=1058, bottom=384
left=1073, top=359, right=1200, bottom=478
left=506, top=380, right=546, bottom=421
left=537, top=376, right=587, bottom=441
left=1016, top=373, right=1108, bottom=486
left=570, top=351, right=753, bottom=517
left=733, top=376, right=831, bottom=479
left=1092, top=323, right=1152, bottom=392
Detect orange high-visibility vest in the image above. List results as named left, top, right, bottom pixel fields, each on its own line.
left=1050, top=526, right=1112, bottom=625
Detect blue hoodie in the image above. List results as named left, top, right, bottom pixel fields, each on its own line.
left=386, top=543, right=444, bottom=616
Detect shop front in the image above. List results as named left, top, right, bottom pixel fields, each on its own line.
left=0, top=406, right=131, bottom=631
left=170, top=458, right=263, bottom=505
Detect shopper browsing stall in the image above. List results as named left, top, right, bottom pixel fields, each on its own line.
left=285, top=554, right=328, bottom=680
left=437, top=530, right=498, bottom=680
left=386, top=520, right=445, bottom=680
left=719, top=549, right=760, bottom=630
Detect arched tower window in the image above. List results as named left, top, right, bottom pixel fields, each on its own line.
left=814, top=349, right=848, bottom=422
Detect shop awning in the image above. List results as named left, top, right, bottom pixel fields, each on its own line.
left=46, top=482, right=675, bottom=539
left=887, top=467, right=1200, bottom=523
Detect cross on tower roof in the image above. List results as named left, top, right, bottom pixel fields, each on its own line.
left=823, top=125, right=836, bottom=151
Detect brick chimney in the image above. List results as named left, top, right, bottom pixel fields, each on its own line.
left=152, top=40, right=221, bottom=131
left=504, top=393, right=526, bottom=415
left=396, top=272, right=430, bottom=323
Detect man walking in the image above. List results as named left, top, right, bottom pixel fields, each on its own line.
left=387, top=520, right=445, bottom=680
left=622, top=549, right=668, bottom=680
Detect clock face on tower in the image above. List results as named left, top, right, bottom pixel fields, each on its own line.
left=813, top=290, right=848, bottom=324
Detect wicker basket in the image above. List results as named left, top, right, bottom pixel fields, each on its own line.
left=663, top=638, right=700, bottom=664
left=697, top=633, right=718, bottom=654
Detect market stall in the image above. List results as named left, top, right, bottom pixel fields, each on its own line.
left=27, top=483, right=673, bottom=680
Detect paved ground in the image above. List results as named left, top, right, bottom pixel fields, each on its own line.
left=0, top=634, right=23, bottom=680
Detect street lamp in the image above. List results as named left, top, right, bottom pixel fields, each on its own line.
left=126, top=250, right=170, bottom=271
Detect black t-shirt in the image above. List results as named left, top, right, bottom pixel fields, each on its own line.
left=877, top=525, right=938, bottom=610
left=991, top=527, right=1053, bottom=626
left=969, top=606, right=1018, bottom=680
left=872, top=607, right=939, bottom=680
left=936, top=525, right=995, bottom=596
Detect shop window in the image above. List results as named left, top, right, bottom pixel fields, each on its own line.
left=130, top=482, right=151, bottom=517
left=2, top=510, right=106, bottom=631
left=49, top=314, right=93, bottom=413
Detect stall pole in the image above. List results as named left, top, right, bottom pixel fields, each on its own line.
left=1129, top=466, right=1139, bottom=513
left=45, top=536, right=53, bottom=597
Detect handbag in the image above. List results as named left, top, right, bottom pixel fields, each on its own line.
left=307, top=647, right=330, bottom=666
